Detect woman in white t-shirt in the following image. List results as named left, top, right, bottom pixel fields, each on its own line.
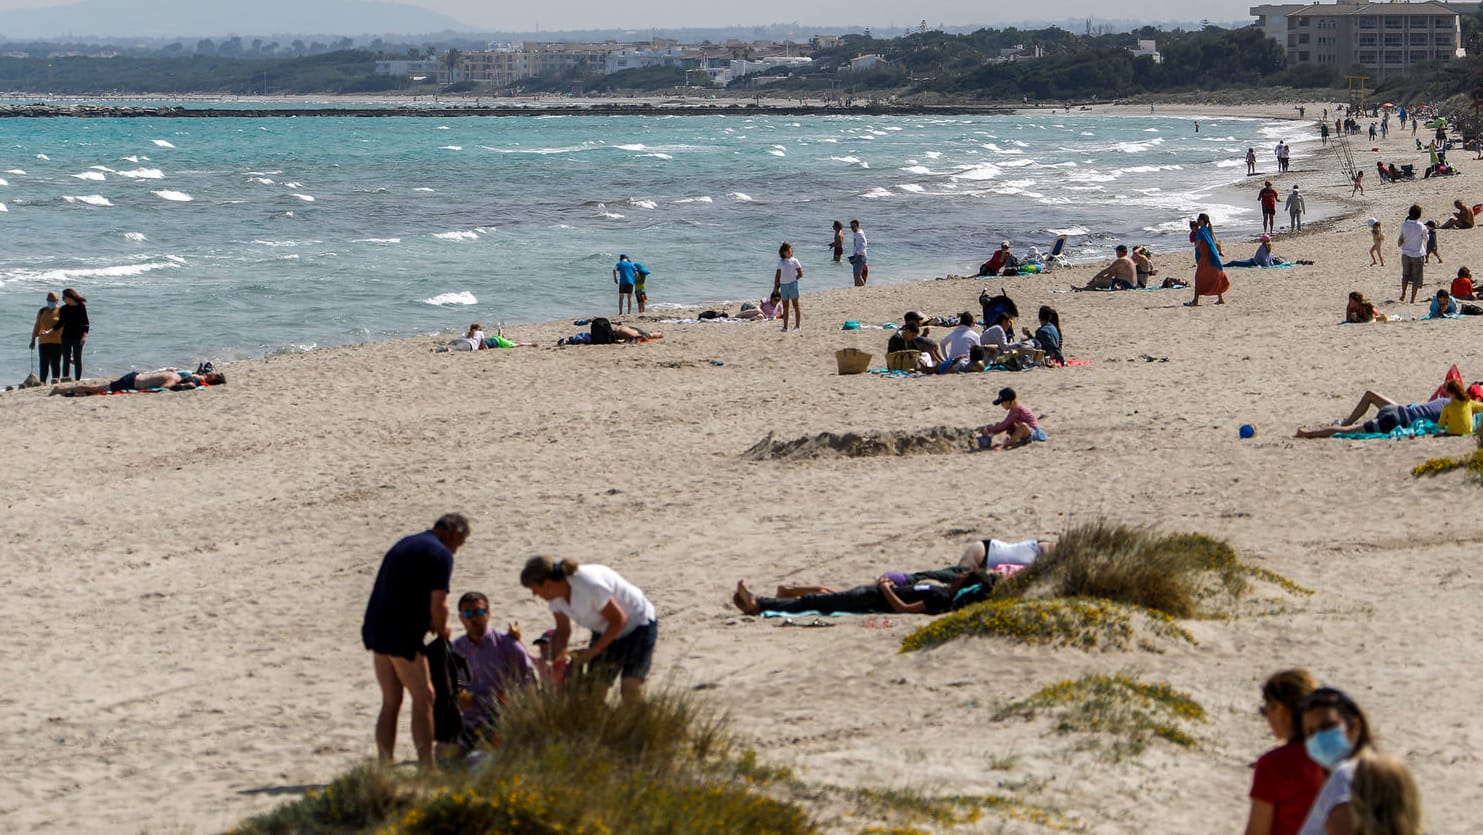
left=773, top=241, right=803, bottom=332
left=520, top=557, right=658, bottom=704
left=1296, top=687, right=1376, bottom=835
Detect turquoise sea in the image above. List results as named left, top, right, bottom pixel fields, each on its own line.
left=0, top=107, right=1316, bottom=383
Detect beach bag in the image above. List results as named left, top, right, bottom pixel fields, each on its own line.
left=835, top=348, right=872, bottom=375
left=978, top=290, right=1018, bottom=326
left=886, top=351, right=920, bottom=372
left=1461, top=303, right=1483, bottom=316
left=590, top=317, right=615, bottom=345
left=423, top=637, right=470, bottom=744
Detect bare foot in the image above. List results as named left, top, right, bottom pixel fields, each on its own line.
left=733, top=580, right=761, bottom=616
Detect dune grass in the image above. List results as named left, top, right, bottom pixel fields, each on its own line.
left=899, top=597, right=1195, bottom=653
left=231, top=676, right=813, bottom=835
left=1412, top=448, right=1483, bottom=481
left=994, top=673, right=1207, bottom=760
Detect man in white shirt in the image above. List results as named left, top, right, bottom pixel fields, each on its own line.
left=849, top=219, right=868, bottom=286
left=1398, top=203, right=1427, bottom=304
left=938, top=311, right=981, bottom=361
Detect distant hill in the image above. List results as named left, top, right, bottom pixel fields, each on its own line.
left=0, top=0, right=471, bottom=39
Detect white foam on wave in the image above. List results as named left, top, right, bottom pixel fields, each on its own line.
left=353, top=237, right=402, bottom=244
left=6, top=259, right=181, bottom=283
left=152, top=190, right=193, bottom=201
left=597, top=210, right=624, bottom=219
left=423, top=291, right=478, bottom=306
left=250, top=176, right=275, bottom=184
left=0, top=203, right=7, bottom=212
left=901, top=165, right=932, bottom=175
left=898, top=183, right=926, bottom=193
left=1113, top=163, right=1184, bottom=175
left=640, top=153, right=673, bottom=160
left=727, top=192, right=754, bottom=202
left=615, top=143, right=647, bottom=151
left=951, top=163, right=1003, bottom=182
left=1046, top=225, right=1089, bottom=236
left=628, top=199, right=658, bottom=209
left=860, top=187, right=893, bottom=200
left=413, top=187, right=435, bottom=192
left=673, top=196, right=712, bottom=204
left=767, top=148, right=785, bottom=157
left=90, top=165, right=116, bottom=172
left=35, top=154, right=50, bottom=160
left=433, top=230, right=479, bottom=241
left=72, top=171, right=106, bottom=181
left=441, top=145, right=463, bottom=151
left=124, top=232, right=146, bottom=241
left=292, top=193, right=315, bottom=202
left=117, top=168, right=164, bottom=179
left=284, top=181, right=304, bottom=188
left=830, top=155, right=867, bottom=167
left=925, top=151, right=943, bottom=159
left=122, top=155, right=143, bottom=162
left=5, top=169, right=23, bottom=175
left=980, top=143, right=1024, bottom=155
left=0, top=178, right=8, bottom=186
left=152, top=139, right=175, bottom=148
left=64, top=194, right=113, bottom=206
left=436, top=125, right=451, bottom=130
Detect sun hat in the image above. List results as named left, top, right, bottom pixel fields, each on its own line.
left=993, top=387, right=1016, bottom=405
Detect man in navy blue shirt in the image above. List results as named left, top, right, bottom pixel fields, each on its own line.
left=362, top=513, right=469, bottom=767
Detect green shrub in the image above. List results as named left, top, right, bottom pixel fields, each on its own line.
left=994, top=674, right=1206, bottom=759
left=899, top=597, right=1195, bottom=653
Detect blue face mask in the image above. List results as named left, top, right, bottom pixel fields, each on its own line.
left=1304, top=725, right=1353, bottom=770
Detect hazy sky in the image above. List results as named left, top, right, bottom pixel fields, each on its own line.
left=0, top=0, right=1257, bottom=33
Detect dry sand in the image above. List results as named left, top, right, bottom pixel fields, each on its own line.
left=3, top=101, right=1482, bottom=833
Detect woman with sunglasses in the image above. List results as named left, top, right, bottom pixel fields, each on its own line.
left=1244, top=669, right=1326, bottom=835
left=1297, top=687, right=1376, bottom=835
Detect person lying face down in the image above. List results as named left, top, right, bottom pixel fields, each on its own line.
left=49, top=368, right=226, bottom=397
left=731, top=568, right=1002, bottom=617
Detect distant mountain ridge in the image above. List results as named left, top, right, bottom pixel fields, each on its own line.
left=0, top=0, right=471, bottom=39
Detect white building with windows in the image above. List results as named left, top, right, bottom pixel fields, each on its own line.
left=1251, top=0, right=1464, bottom=73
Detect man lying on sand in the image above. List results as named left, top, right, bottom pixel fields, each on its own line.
left=731, top=536, right=1055, bottom=616
left=50, top=368, right=225, bottom=397
left=1294, top=389, right=1448, bottom=438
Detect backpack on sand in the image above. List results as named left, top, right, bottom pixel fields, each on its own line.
left=590, top=317, right=615, bottom=345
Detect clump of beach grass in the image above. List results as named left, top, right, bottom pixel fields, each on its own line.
left=1412, top=448, right=1483, bottom=483
left=232, top=676, right=814, bottom=835
left=994, top=673, right=1207, bottom=760
left=899, top=597, right=1195, bottom=653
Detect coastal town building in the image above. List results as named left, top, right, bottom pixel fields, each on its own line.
left=1129, top=39, right=1163, bottom=63
left=1250, top=0, right=1465, bottom=74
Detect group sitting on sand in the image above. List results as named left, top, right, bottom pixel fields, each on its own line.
left=50, top=367, right=225, bottom=397
left=886, top=307, right=1063, bottom=374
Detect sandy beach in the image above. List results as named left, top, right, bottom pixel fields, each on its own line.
left=3, top=100, right=1482, bottom=832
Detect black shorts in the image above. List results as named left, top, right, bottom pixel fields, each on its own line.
left=109, top=371, right=139, bottom=393
left=589, top=619, right=658, bottom=683
left=1362, top=404, right=1407, bottom=434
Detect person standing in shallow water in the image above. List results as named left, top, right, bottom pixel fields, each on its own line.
left=848, top=219, right=868, bottom=286
left=29, top=291, right=63, bottom=384
left=830, top=220, right=844, bottom=262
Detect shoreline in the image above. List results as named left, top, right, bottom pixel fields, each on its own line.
left=4, top=100, right=1483, bottom=832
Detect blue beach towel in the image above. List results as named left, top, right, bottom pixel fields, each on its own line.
left=1334, top=419, right=1444, bottom=441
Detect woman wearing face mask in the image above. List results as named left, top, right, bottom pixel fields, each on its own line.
left=48, top=288, right=90, bottom=381
left=1245, top=669, right=1326, bottom=835
left=1297, top=687, right=1376, bottom=835
left=29, top=291, right=63, bottom=384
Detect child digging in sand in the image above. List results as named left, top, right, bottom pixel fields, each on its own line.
left=978, top=387, right=1047, bottom=450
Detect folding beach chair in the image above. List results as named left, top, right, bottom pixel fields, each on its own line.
left=1041, top=235, right=1068, bottom=271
